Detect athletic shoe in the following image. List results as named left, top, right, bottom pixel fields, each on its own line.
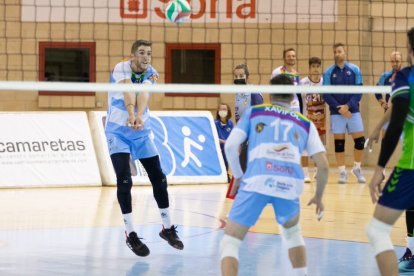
left=338, top=170, right=348, bottom=184
left=159, top=225, right=184, bottom=250
left=399, top=248, right=414, bottom=272
left=304, top=170, right=311, bottom=183
left=126, top=232, right=150, bottom=257
left=351, top=167, right=366, bottom=184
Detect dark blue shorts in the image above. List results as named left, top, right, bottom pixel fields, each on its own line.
left=378, top=167, right=414, bottom=210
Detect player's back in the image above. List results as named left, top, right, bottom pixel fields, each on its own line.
left=240, top=103, right=312, bottom=199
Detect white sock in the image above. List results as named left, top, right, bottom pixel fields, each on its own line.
left=354, top=162, right=361, bottom=169
left=160, top=208, right=172, bottom=229
left=123, top=213, right=134, bottom=235
left=292, top=267, right=308, bottom=276
left=338, top=165, right=346, bottom=172
left=303, top=167, right=310, bottom=178
left=407, top=237, right=414, bottom=253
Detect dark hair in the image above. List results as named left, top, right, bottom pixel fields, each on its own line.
left=269, top=75, right=294, bottom=100
left=283, top=48, right=296, bottom=59
left=131, top=40, right=152, bottom=54
left=333, top=43, right=345, bottom=49
left=309, top=56, right=322, bottom=66
left=233, top=64, right=250, bottom=78
left=408, top=27, right=414, bottom=52
left=216, top=103, right=232, bottom=121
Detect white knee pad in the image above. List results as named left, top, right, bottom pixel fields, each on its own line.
left=282, top=224, right=305, bottom=249
left=220, top=235, right=242, bottom=261
left=366, top=218, right=393, bottom=256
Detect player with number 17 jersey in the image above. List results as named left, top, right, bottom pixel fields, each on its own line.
left=234, top=103, right=325, bottom=200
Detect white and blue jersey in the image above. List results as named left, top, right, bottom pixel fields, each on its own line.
left=234, top=103, right=325, bottom=200
left=323, top=62, right=363, bottom=115
left=235, top=93, right=264, bottom=122
left=105, top=61, right=159, bottom=140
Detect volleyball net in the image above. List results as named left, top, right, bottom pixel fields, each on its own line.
left=0, top=0, right=411, bottom=87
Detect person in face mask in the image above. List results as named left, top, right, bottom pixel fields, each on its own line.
left=234, top=64, right=264, bottom=123
left=215, top=103, right=234, bottom=183
left=234, top=64, right=264, bottom=173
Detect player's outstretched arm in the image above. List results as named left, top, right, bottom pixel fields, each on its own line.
left=308, top=152, right=329, bottom=220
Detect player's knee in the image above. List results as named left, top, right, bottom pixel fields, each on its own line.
left=117, top=176, right=132, bottom=194
left=152, top=173, right=167, bottom=192
left=282, top=224, right=305, bottom=249
left=152, top=173, right=169, bottom=208
left=220, top=234, right=242, bottom=261
left=334, top=139, right=345, bottom=153
left=354, top=136, right=365, bottom=150
left=365, top=218, right=393, bottom=256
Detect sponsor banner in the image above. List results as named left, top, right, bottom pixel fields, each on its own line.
left=21, top=0, right=337, bottom=23
left=89, top=111, right=227, bottom=185
left=0, top=112, right=101, bottom=188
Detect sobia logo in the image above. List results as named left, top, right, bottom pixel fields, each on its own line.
left=387, top=167, right=403, bottom=193
left=121, top=0, right=257, bottom=20
left=0, top=139, right=86, bottom=153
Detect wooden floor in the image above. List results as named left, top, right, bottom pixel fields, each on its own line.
left=0, top=168, right=410, bottom=275
left=0, top=168, right=406, bottom=246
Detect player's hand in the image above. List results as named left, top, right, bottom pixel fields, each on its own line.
left=379, top=99, right=388, bottom=111
left=366, top=129, right=381, bottom=152
left=341, top=111, right=352, bottom=118
left=135, top=115, right=144, bottom=130
left=127, top=114, right=137, bottom=129
left=229, top=178, right=241, bottom=197
left=307, top=196, right=324, bottom=221
left=337, top=104, right=349, bottom=114
left=369, top=166, right=385, bottom=204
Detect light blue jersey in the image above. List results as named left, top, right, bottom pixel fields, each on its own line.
left=235, top=103, right=325, bottom=200
left=105, top=61, right=159, bottom=140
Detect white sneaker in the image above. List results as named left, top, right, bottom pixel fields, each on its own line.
left=303, top=170, right=311, bottom=183
left=351, top=167, right=366, bottom=184
left=338, top=170, right=348, bottom=184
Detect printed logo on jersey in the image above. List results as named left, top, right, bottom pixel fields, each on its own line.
left=272, top=144, right=289, bottom=152
left=294, top=131, right=300, bottom=142
left=255, top=122, right=266, bottom=133
left=346, top=70, right=351, bottom=76
left=249, top=143, right=299, bottom=162
left=264, top=178, right=293, bottom=193
left=265, top=162, right=294, bottom=174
